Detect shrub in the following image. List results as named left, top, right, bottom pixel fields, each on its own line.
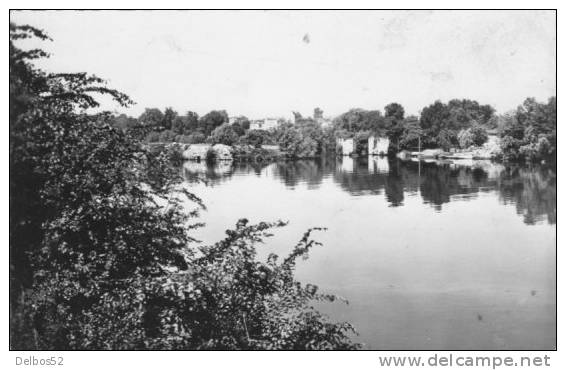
left=186, top=132, right=206, bottom=144
left=435, top=129, right=458, bottom=151
left=497, top=98, right=556, bottom=162
left=276, top=125, right=322, bottom=159
left=209, top=123, right=239, bottom=146
left=458, top=123, right=488, bottom=149
left=146, top=131, right=161, bottom=142
left=239, top=129, right=272, bottom=148
left=159, top=129, right=177, bottom=142
left=165, top=144, right=185, bottom=166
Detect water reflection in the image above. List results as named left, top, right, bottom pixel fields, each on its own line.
left=498, top=166, right=557, bottom=225
left=182, top=157, right=556, bottom=349
left=272, top=159, right=333, bottom=190
left=182, top=158, right=556, bottom=225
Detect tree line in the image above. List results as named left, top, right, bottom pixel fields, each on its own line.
left=114, top=108, right=252, bottom=144
left=114, top=96, right=555, bottom=163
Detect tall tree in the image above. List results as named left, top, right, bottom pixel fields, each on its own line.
left=209, top=123, right=240, bottom=145
left=420, top=99, right=495, bottom=149
left=111, top=114, right=138, bottom=131
left=384, top=102, right=405, bottom=121
left=162, top=107, right=178, bottom=131
left=198, top=110, right=228, bottom=136
left=230, top=115, right=250, bottom=133
left=384, top=103, right=406, bottom=151
left=138, top=108, right=164, bottom=130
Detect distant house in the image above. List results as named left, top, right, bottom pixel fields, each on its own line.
left=337, top=137, right=355, bottom=156
left=368, top=156, right=390, bottom=174
left=250, top=118, right=278, bottom=130
left=368, top=136, right=390, bottom=156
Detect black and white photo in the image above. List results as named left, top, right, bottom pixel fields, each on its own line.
left=8, top=9, right=557, bottom=354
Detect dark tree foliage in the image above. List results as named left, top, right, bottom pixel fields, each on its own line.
left=457, top=122, right=489, bottom=148
left=138, top=108, right=165, bottom=130
left=230, top=115, right=251, bottom=132
left=419, top=99, right=495, bottom=150
left=162, top=107, right=178, bottom=131
left=239, top=129, right=274, bottom=148
left=384, top=103, right=406, bottom=151
left=498, top=97, right=556, bottom=162
left=398, top=116, right=423, bottom=150
left=115, top=109, right=202, bottom=142
left=332, top=108, right=390, bottom=135
left=199, top=110, right=229, bottom=137
left=272, top=121, right=336, bottom=158
left=419, top=101, right=453, bottom=149
left=10, top=23, right=358, bottom=350
left=384, top=103, right=405, bottom=121
left=159, top=129, right=177, bottom=142
left=172, top=111, right=200, bottom=135
left=231, top=122, right=245, bottom=136
left=111, top=114, right=138, bottom=131
left=209, top=123, right=240, bottom=146
left=446, top=99, right=494, bottom=127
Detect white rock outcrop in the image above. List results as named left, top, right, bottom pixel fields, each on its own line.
left=212, top=144, right=233, bottom=160
left=182, top=144, right=234, bottom=161
left=182, top=144, right=212, bottom=160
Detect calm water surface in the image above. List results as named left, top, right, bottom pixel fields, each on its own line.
left=181, top=157, right=556, bottom=350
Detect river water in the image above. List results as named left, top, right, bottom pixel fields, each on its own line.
left=181, top=157, right=556, bottom=350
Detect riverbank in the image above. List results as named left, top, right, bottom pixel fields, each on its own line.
left=149, top=139, right=554, bottom=168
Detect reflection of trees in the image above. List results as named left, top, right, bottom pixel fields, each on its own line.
left=232, top=161, right=272, bottom=177
left=182, top=157, right=556, bottom=226
left=394, top=160, right=555, bottom=225
left=333, top=158, right=555, bottom=225
left=182, top=161, right=273, bottom=186
left=182, top=161, right=235, bottom=185
left=333, top=157, right=386, bottom=196
left=418, top=163, right=487, bottom=209
left=272, top=159, right=335, bottom=189
left=384, top=160, right=404, bottom=206
left=497, top=165, right=556, bottom=225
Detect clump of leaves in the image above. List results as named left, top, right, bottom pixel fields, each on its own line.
left=179, top=220, right=359, bottom=350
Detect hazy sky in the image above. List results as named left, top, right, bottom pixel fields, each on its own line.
left=11, top=10, right=556, bottom=119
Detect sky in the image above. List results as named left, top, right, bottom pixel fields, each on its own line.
left=11, top=10, right=556, bottom=120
